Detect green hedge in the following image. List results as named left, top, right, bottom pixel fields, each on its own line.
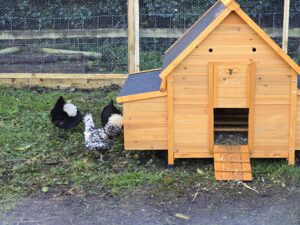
left=0, top=0, right=297, bottom=20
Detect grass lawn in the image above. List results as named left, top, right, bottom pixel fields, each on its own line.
left=1, top=85, right=300, bottom=211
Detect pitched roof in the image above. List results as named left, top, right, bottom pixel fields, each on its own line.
left=118, top=69, right=161, bottom=97
left=161, top=1, right=226, bottom=73
left=159, top=0, right=300, bottom=80
left=118, top=0, right=300, bottom=103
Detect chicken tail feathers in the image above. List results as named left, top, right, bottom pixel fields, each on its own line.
left=51, top=96, right=65, bottom=116
left=83, top=113, right=95, bottom=132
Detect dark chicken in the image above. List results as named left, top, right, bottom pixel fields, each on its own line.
left=50, top=96, right=82, bottom=129
left=101, top=99, right=122, bottom=127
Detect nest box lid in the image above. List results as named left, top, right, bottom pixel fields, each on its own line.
left=117, top=69, right=165, bottom=103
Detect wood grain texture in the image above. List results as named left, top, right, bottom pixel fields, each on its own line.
left=288, top=69, right=297, bottom=164
left=282, top=0, right=291, bottom=53
left=234, top=8, right=300, bottom=74
left=174, top=152, right=213, bottom=158
left=167, top=76, right=175, bottom=165
left=208, top=63, right=214, bottom=152
left=296, top=96, right=300, bottom=150
left=117, top=91, right=167, bottom=103
left=253, top=104, right=290, bottom=155
left=167, top=13, right=293, bottom=158
left=122, top=11, right=298, bottom=163
left=128, top=0, right=140, bottom=73
left=248, top=63, right=256, bottom=152
left=0, top=73, right=127, bottom=89
left=123, top=96, right=168, bottom=150
left=171, top=59, right=210, bottom=153
left=214, top=145, right=252, bottom=181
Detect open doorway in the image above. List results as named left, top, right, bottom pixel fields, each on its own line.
left=214, top=108, right=249, bottom=145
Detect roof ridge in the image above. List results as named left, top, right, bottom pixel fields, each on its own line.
left=220, top=0, right=235, bottom=6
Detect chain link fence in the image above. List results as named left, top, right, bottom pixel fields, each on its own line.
left=139, top=0, right=298, bottom=70
left=140, top=0, right=213, bottom=70
left=0, top=0, right=128, bottom=73
left=0, top=0, right=299, bottom=73
left=289, top=0, right=300, bottom=64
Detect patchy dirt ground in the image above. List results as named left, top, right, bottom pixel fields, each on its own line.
left=1, top=183, right=300, bottom=225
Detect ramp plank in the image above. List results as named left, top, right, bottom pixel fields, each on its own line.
left=214, top=145, right=252, bottom=181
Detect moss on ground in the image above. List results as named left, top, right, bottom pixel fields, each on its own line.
left=0, top=85, right=300, bottom=211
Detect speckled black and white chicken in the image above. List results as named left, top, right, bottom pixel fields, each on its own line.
left=83, top=113, right=123, bottom=160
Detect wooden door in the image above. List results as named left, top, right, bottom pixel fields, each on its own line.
left=208, top=62, right=256, bottom=153
left=214, top=63, right=250, bottom=108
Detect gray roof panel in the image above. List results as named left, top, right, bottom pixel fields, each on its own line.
left=161, top=1, right=226, bottom=72
left=118, top=70, right=161, bottom=97
left=119, top=1, right=228, bottom=97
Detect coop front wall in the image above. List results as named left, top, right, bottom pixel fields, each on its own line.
left=123, top=96, right=168, bottom=150
left=171, top=67, right=210, bottom=154
left=169, top=12, right=292, bottom=158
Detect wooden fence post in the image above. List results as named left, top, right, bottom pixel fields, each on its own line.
left=128, top=0, right=140, bottom=73
left=282, top=0, right=290, bottom=53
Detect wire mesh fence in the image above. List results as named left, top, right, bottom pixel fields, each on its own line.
left=0, top=0, right=128, bottom=73
left=289, top=0, right=300, bottom=64
left=139, top=0, right=214, bottom=70
left=0, top=0, right=299, bottom=74
left=139, top=0, right=297, bottom=70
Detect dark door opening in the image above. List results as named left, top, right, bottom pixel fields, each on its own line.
left=214, top=108, right=249, bottom=145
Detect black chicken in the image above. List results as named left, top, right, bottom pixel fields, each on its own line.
left=50, top=96, right=82, bottom=129
left=101, top=99, right=122, bottom=127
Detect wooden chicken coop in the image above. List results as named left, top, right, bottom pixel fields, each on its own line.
left=117, top=0, right=300, bottom=181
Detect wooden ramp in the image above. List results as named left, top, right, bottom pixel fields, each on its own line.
left=213, top=145, right=252, bottom=181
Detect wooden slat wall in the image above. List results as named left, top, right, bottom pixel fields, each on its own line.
left=214, top=63, right=249, bottom=108
left=296, top=95, right=300, bottom=150
left=170, top=12, right=291, bottom=157
left=254, top=105, right=290, bottom=155
left=123, top=96, right=168, bottom=150
left=172, top=70, right=209, bottom=153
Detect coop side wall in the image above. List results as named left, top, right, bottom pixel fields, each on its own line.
left=296, top=95, right=300, bottom=150
left=123, top=96, right=168, bottom=150
left=169, top=12, right=291, bottom=158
